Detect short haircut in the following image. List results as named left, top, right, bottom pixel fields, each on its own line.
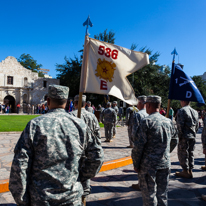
left=74, top=101, right=86, bottom=107
left=149, top=102, right=161, bottom=109
left=49, top=98, right=67, bottom=105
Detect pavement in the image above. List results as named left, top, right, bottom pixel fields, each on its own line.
left=0, top=124, right=206, bottom=205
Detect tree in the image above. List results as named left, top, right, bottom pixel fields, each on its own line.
left=18, top=54, right=44, bottom=77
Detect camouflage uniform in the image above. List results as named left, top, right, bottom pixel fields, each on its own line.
left=112, top=104, right=119, bottom=137
left=86, top=106, right=94, bottom=114
left=101, top=106, right=117, bottom=141
left=126, top=106, right=138, bottom=146
left=69, top=100, right=103, bottom=198
left=9, top=85, right=104, bottom=206
left=176, top=105, right=199, bottom=171
left=132, top=108, right=148, bottom=142
left=132, top=96, right=178, bottom=206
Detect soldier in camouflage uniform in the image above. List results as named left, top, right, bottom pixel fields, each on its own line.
left=131, top=95, right=148, bottom=191
left=132, top=95, right=178, bottom=206
left=86, top=101, right=94, bottom=113
left=175, top=100, right=199, bottom=178
left=126, top=104, right=138, bottom=148
left=101, top=102, right=117, bottom=142
left=112, top=101, right=119, bottom=138
left=69, top=94, right=104, bottom=205
left=9, top=85, right=104, bottom=206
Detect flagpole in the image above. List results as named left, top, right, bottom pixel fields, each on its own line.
left=77, top=16, right=93, bottom=118
left=166, top=48, right=178, bottom=118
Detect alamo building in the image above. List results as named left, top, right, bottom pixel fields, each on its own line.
left=0, top=56, right=59, bottom=113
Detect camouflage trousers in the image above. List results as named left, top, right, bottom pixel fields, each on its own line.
left=81, top=179, right=91, bottom=197
left=113, top=123, right=116, bottom=136
left=104, top=123, right=114, bottom=140
left=139, top=167, right=170, bottom=206
left=128, top=125, right=134, bottom=147
left=178, top=138, right=195, bottom=170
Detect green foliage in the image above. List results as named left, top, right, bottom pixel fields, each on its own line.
left=94, top=29, right=115, bottom=44
left=18, top=54, right=42, bottom=72
left=56, top=56, right=82, bottom=97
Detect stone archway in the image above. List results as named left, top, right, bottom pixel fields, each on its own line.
left=4, top=95, right=16, bottom=113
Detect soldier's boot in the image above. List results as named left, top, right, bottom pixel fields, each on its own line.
left=202, top=195, right=206, bottom=201
left=82, top=196, right=86, bottom=206
left=113, top=135, right=116, bottom=138
left=109, top=139, right=113, bottom=142
left=189, top=169, right=193, bottom=178
left=131, top=183, right=140, bottom=191
left=201, top=166, right=206, bottom=171
left=175, top=169, right=192, bottom=178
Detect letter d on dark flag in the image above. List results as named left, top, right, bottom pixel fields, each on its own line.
left=168, top=63, right=205, bottom=105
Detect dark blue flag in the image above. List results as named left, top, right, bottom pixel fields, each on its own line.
left=168, top=63, right=205, bottom=105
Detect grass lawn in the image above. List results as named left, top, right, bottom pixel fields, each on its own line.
left=0, top=115, right=120, bottom=132
left=0, top=115, right=40, bottom=132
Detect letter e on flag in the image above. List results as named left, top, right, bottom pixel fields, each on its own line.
left=100, top=80, right=107, bottom=90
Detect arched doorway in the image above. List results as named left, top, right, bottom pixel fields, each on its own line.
left=4, top=95, right=16, bottom=113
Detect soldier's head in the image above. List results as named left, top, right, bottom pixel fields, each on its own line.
left=73, top=95, right=86, bottom=109
left=137, top=95, right=147, bottom=110
left=47, top=85, right=69, bottom=110
left=87, top=101, right=91, bottom=107
left=180, top=100, right=190, bottom=107
left=107, top=102, right=111, bottom=108
left=145, top=95, right=161, bottom=114
left=113, top=101, right=117, bottom=106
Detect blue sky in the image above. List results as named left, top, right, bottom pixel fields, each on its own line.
left=0, top=0, right=205, bottom=78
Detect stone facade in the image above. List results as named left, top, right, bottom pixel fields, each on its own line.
left=0, top=56, right=59, bottom=112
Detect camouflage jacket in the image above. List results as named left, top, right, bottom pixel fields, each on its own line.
left=202, top=118, right=206, bottom=149
left=86, top=106, right=94, bottom=113
left=9, top=108, right=103, bottom=206
left=132, top=108, right=148, bottom=140
left=112, top=106, right=119, bottom=115
left=69, top=108, right=101, bottom=140
left=132, top=112, right=178, bottom=170
left=126, top=106, right=138, bottom=126
left=101, top=107, right=117, bottom=124
left=177, top=105, right=199, bottom=139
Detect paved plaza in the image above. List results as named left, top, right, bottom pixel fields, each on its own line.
left=0, top=124, right=206, bottom=205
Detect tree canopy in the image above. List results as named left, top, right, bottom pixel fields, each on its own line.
left=18, top=53, right=44, bottom=77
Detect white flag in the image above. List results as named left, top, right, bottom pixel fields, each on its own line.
left=80, top=36, right=149, bottom=105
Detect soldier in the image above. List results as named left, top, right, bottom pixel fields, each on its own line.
left=125, top=104, right=138, bottom=148
left=9, top=85, right=104, bottom=206
left=175, top=100, right=199, bottom=178
left=69, top=94, right=104, bottom=205
left=86, top=101, right=94, bottom=113
left=101, top=102, right=117, bottom=142
left=112, top=101, right=119, bottom=138
left=131, top=95, right=148, bottom=190
left=132, top=95, right=178, bottom=206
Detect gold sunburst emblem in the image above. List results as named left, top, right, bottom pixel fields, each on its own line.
left=95, top=58, right=116, bottom=82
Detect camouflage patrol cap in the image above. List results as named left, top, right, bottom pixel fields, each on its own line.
left=113, top=101, right=117, bottom=104
left=107, top=102, right=111, bottom=106
left=138, top=95, right=147, bottom=103
left=145, top=95, right=161, bottom=104
left=48, top=85, right=69, bottom=100
left=87, top=101, right=91, bottom=105
left=74, top=95, right=86, bottom=102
